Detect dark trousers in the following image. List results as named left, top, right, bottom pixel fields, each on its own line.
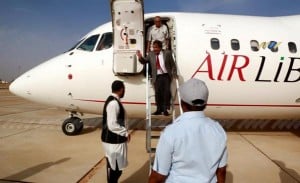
left=106, top=158, right=122, bottom=183
left=154, top=74, right=171, bottom=112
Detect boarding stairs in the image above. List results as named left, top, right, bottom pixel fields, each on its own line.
left=144, top=61, right=182, bottom=171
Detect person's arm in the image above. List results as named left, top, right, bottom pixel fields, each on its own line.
left=172, top=56, right=178, bottom=78
left=146, top=26, right=152, bottom=53
left=106, top=100, right=127, bottom=136
left=136, top=50, right=149, bottom=64
left=216, top=166, right=226, bottom=183
left=149, top=130, right=172, bottom=183
left=164, top=25, right=170, bottom=50
left=148, top=170, right=167, bottom=183
left=165, top=38, right=169, bottom=50
left=167, top=51, right=177, bottom=78
left=147, top=41, right=151, bottom=53
left=216, top=145, right=228, bottom=183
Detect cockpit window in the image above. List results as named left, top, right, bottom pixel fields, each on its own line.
left=96, top=32, right=113, bottom=51
left=68, top=39, right=83, bottom=51
left=77, top=34, right=99, bottom=51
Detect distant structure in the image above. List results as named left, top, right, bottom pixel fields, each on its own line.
left=1, top=79, right=8, bottom=84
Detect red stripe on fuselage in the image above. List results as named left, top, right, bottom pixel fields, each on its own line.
left=75, top=99, right=300, bottom=108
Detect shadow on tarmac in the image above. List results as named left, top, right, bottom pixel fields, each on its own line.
left=121, top=160, right=149, bottom=183
left=79, top=117, right=102, bottom=135
left=274, top=160, right=300, bottom=183
left=75, top=117, right=146, bottom=135
left=226, top=171, right=234, bottom=183
left=120, top=160, right=235, bottom=183
left=2, top=158, right=70, bottom=182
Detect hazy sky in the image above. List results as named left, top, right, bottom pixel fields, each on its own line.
left=1, top=0, right=300, bottom=81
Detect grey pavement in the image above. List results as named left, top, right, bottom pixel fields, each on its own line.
left=0, top=89, right=300, bottom=183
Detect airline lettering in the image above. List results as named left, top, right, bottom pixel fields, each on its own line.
left=193, top=53, right=300, bottom=82
left=256, top=56, right=300, bottom=82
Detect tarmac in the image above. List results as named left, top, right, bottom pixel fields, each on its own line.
left=0, top=88, right=300, bottom=183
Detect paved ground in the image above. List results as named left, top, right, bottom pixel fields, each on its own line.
left=0, top=89, right=300, bottom=183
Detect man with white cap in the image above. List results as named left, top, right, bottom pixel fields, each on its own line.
left=149, top=78, right=228, bottom=183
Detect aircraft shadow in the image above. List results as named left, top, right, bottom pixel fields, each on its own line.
left=218, top=119, right=300, bottom=132
left=79, top=117, right=149, bottom=135
left=121, top=160, right=150, bottom=183
left=226, top=170, right=234, bottom=183
left=79, top=117, right=102, bottom=135
left=273, top=160, right=300, bottom=182
left=120, top=159, right=234, bottom=183
left=1, top=157, right=70, bottom=182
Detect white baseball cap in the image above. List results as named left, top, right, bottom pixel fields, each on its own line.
left=179, top=78, right=209, bottom=106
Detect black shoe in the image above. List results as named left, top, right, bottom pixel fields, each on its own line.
left=152, top=111, right=162, bottom=115
left=163, top=111, right=169, bottom=116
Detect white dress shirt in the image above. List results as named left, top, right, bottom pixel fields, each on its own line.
left=156, top=51, right=167, bottom=75
left=148, top=24, right=169, bottom=50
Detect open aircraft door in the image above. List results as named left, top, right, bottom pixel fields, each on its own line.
left=110, top=0, right=144, bottom=74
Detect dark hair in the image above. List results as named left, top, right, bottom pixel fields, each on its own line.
left=111, top=80, right=124, bottom=92
left=181, top=100, right=206, bottom=111
left=153, top=40, right=162, bottom=49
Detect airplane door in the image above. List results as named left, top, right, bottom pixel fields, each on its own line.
left=110, top=0, right=144, bottom=74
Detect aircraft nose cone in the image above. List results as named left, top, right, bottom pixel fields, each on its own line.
left=9, top=79, right=19, bottom=95
left=9, top=74, right=32, bottom=98
left=8, top=56, right=66, bottom=105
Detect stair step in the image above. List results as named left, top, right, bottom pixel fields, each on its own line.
left=151, top=125, right=167, bottom=128
left=151, top=114, right=172, bottom=118
left=151, top=135, right=160, bottom=139
left=149, top=148, right=156, bottom=153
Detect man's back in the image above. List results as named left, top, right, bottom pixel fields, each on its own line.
left=153, top=111, right=227, bottom=183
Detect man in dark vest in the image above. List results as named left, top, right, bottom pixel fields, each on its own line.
left=101, top=80, right=130, bottom=183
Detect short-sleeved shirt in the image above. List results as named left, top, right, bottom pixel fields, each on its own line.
left=147, top=24, right=169, bottom=50
left=152, top=111, right=228, bottom=183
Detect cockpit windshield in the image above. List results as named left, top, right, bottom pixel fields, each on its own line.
left=77, top=34, right=99, bottom=51
left=96, top=32, right=113, bottom=51
left=67, top=32, right=113, bottom=52
left=68, top=39, right=83, bottom=51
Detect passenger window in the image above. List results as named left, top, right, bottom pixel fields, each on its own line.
left=231, top=39, right=240, bottom=50
left=288, top=42, right=297, bottom=53
left=211, top=38, right=220, bottom=50
left=96, top=32, right=113, bottom=51
left=269, top=41, right=278, bottom=52
left=77, top=35, right=99, bottom=51
left=250, top=40, right=259, bottom=52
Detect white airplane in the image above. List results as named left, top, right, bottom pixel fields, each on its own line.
left=9, top=0, right=300, bottom=135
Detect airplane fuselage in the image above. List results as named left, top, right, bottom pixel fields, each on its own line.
left=9, top=12, right=300, bottom=120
